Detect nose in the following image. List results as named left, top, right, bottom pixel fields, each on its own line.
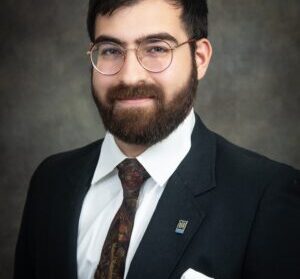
left=117, top=50, right=149, bottom=85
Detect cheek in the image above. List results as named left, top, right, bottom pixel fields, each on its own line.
left=152, top=53, right=192, bottom=102
left=92, top=71, right=113, bottom=100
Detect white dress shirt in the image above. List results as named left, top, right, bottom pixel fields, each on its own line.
left=77, top=109, right=195, bottom=279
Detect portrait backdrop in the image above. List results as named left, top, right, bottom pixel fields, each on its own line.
left=0, top=0, right=299, bottom=277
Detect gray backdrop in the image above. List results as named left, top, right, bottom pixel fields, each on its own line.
left=1, top=0, right=299, bottom=277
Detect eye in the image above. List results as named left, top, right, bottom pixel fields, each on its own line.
left=94, top=43, right=124, bottom=59
left=99, top=47, right=123, bottom=57
left=141, top=40, right=171, bottom=57
left=149, top=46, right=168, bottom=53
left=145, top=45, right=169, bottom=55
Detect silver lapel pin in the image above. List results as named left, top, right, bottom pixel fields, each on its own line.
left=175, top=220, right=189, bottom=234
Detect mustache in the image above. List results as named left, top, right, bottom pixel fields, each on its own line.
left=106, top=83, right=164, bottom=103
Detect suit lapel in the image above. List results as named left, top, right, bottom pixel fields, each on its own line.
left=127, top=115, right=217, bottom=278
left=50, top=141, right=102, bottom=278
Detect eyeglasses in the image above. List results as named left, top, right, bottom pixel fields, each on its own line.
left=87, top=38, right=196, bottom=75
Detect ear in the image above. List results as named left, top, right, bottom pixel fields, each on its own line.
left=194, top=38, right=212, bottom=80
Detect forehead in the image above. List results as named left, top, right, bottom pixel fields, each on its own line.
left=94, top=0, right=187, bottom=43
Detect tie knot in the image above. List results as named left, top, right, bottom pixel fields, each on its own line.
left=117, top=159, right=149, bottom=194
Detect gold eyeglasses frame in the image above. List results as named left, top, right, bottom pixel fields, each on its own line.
left=86, top=38, right=196, bottom=75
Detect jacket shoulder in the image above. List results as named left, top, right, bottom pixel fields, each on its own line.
left=43, top=139, right=102, bottom=164
left=31, top=139, right=103, bottom=184
left=214, top=133, right=299, bottom=185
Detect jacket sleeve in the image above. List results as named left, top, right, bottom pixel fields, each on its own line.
left=14, top=177, right=36, bottom=278
left=243, top=167, right=300, bottom=278
left=14, top=157, right=50, bottom=279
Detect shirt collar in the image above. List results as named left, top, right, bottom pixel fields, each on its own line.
left=91, top=133, right=127, bottom=185
left=91, top=108, right=195, bottom=186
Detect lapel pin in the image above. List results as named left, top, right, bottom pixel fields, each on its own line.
left=175, top=220, right=189, bottom=234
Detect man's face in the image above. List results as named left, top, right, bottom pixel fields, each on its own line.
left=92, top=0, right=198, bottom=145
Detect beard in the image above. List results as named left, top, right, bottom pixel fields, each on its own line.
left=91, top=60, right=198, bottom=145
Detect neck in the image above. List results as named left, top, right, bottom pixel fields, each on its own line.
left=115, top=138, right=149, bottom=158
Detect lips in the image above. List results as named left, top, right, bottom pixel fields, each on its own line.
left=117, top=97, right=153, bottom=103
left=114, top=96, right=155, bottom=108
left=116, top=95, right=155, bottom=101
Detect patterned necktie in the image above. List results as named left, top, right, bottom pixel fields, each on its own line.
left=94, top=158, right=149, bottom=279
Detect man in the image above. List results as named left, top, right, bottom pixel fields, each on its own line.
left=14, top=0, right=300, bottom=278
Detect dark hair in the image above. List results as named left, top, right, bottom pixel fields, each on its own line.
left=87, top=0, right=208, bottom=42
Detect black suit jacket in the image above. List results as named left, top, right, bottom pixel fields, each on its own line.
left=14, top=114, right=300, bottom=279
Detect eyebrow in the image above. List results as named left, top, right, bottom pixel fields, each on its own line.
left=93, top=32, right=179, bottom=46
